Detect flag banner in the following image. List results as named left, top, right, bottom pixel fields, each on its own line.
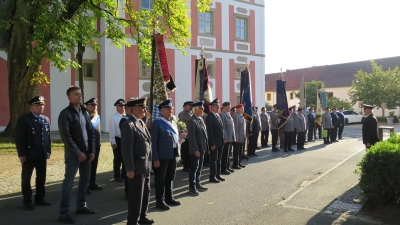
left=240, top=68, right=253, bottom=123
left=152, top=54, right=168, bottom=121
left=300, top=82, right=306, bottom=109
left=277, top=80, right=289, bottom=129
left=316, top=92, right=323, bottom=126
left=194, top=58, right=213, bottom=103
left=154, top=34, right=176, bottom=91
left=321, top=91, right=327, bottom=109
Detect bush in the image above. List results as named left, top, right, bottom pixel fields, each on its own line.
left=356, top=133, right=400, bottom=205
left=376, top=116, right=387, bottom=123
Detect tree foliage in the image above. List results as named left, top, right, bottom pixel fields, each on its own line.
left=294, top=80, right=324, bottom=107
left=348, top=60, right=400, bottom=116
left=326, top=96, right=353, bottom=110
left=0, top=0, right=212, bottom=136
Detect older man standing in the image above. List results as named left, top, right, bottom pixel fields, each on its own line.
left=295, top=108, right=307, bottom=150
left=178, top=101, right=193, bottom=172
left=151, top=99, right=181, bottom=210
left=337, top=106, right=345, bottom=140
left=58, top=86, right=96, bottom=224
left=220, top=102, right=236, bottom=174
left=121, top=98, right=154, bottom=225
left=260, top=107, right=270, bottom=148
left=330, top=108, right=340, bottom=143
left=109, top=98, right=126, bottom=182
left=187, top=101, right=209, bottom=196
left=322, top=107, right=333, bottom=145
left=16, top=96, right=51, bottom=211
left=206, top=98, right=225, bottom=183
left=249, top=107, right=261, bottom=157
left=233, top=104, right=247, bottom=168
left=362, top=104, right=380, bottom=149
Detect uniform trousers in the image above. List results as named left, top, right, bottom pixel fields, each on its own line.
left=249, top=132, right=259, bottom=155
left=260, top=130, right=269, bottom=146
left=209, top=146, right=223, bottom=178
left=232, top=142, right=242, bottom=166
left=292, top=128, right=297, bottom=144
left=113, top=137, right=126, bottom=179
left=338, top=125, right=344, bottom=139
left=22, top=159, right=47, bottom=204
left=154, top=158, right=177, bottom=203
left=189, top=155, right=204, bottom=188
left=308, top=124, right=315, bottom=141
left=331, top=127, right=338, bottom=142
left=180, top=139, right=191, bottom=169
left=221, top=143, right=232, bottom=171
left=316, top=124, right=322, bottom=139
left=271, top=129, right=279, bottom=149
left=127, top=174, right=150, bottom=224
left=89, top=146, right=101, bottom=187
left=284, top=131, right=293, bottom=151
left=324, top=129, right=331, bottom=144
left=297, top=132, right=305, bottom=149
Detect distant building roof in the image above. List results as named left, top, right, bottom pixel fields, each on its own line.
left=265, top=56, right=400, bottom=92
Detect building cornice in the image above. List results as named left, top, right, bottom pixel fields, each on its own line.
left=233, top=0, right=265, bottom=8
left=190, top=46, right=265, bottom=58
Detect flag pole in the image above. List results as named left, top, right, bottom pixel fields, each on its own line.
left=149, top=21, right=157, bottom=120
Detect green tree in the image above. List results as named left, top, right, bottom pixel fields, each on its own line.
left=348, top=60, right=400, bottom=116
left=0, top=0, right=212, bottom=137
left=294, top=80, right=324, bottom=107
left=326, top=96, right=353, bottom=110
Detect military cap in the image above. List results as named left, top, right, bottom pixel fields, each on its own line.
left=252, top=106, right=258, bottom=110
left=84, top=98, right=98, bottom=105
left=261, top=107, right=265, bottom=110
left=192, top=101, right=204, bottom=108
left=298, top=107, right=303, bottom=111
left=222, top=102, right=230, bottom=107
left=308, top=108, right=313, bottom=111
left=125, top=98, right=147, bottom=108
left=231, top=107, right=236, bottom=111
left=158, top=99, right=173, bottom=110
left=114, top=98, right=125, bottom=106
left=236, top=104, right=244, bottom=109
left=325, top=107, right=330, bottom=110
left=363, top=104, right=374, bottom=109
left=211, top=98, right=220, bottom=105
left=332, top=107, right=337, bottom=110
left=292, top=105, right=297, bottom=108
left=339, top=106, right=344, bottom=109
left=28, top=96, right=45, bottom=105
left=183, top=101, right=193, bottom=107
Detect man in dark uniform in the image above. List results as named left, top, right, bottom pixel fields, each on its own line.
left=270, top=104, right=279, bottom=152
left=187, top=101, right=209, bottom=196
left=337, top=106, right=345, bottom=140
left=178, top=101, right=193, bottom=172
left=151, top=99, right=181, bottom=210
left=206, top=98, right=225, bottom=183
left=307, top=108, right=315, bottom=142
left=121, top=98, right=154, bottom=225
left=249, top=107, right=261, bottom=157
left=84, top=98, right=103, bottom=195
left=362, top=104, right=380, bottom=149
left=330, top=108, right=340, bottom=143
left=16, top=96, right=51, bottom=211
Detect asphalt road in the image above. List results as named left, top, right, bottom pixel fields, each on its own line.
left=0, top=123, right=396, bottom=225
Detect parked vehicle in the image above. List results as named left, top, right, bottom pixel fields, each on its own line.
left=342, top=110, right=364, bottom=125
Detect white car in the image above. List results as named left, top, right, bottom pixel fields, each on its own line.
left=342, top=110, right=364, bottom=125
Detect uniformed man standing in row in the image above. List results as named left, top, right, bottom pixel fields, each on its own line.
left=249, top=107, right=261, bottom=157
left=330, top=107, right=340, bottom=143
left=121, top=98, right=154, bottom=225
left=84, top=98, right=103, bottom=194
left=270, top=104, right=279, bottom=152
left=260, top=107, right=270, bottom=147
left=361, top=104, right=380, bottom=149
left=220, top=102, right=236, bottom=174
left=151, top=99, right=181, bottom=210
left=283, top=107, right=295, bottom=152
left=178, top=101, right=193, bottom=172
left=307, top=108, right=315, bottom=142
left=109, top=99, right=126, bottom=182
left=295, top=108, right=307, bottom=150
left=232, top=104, right=246, bottom=167
left=16, top=96, right=51, bottom=211
left=322, top=107, right=333, bottom=144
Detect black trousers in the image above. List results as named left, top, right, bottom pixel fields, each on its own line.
left=154, top=158, right=177, bottom=203
left=261, top=130, right=269, bottom=146
left=127, top=174, right=150, bottom=224
left=249, top=133, right=259, bottom=155
left=292, top=128, right=297, bottom=144
left=279, top=130, right=285, bottom=148
left=189, top=155, right=204, bottom=188
left=22, top=159, right=47, bottom=204
left=181, top=139, right=191, bottom=169
left=297, top=132, right=305, bottom=149
left=338, top=125, right=344, bottom=139
left=232, top=142, right=242, bottom=166
left=271, top=129, right=278, bottom=149
left=324, top=129, right=331, bottom=143
left=284, top=131, right=293, bottom=151
left=209, top=146, right=223, bottom=178
left=308, top=124, right=315, bottom=141
left=89, top=146, right=101, bottom=187
left=331, top=127, right=338, bottom=142
left=221, top=142, right=232, bottom=171
left=113, top=137, right=126, bottom=179
left=316, top=124, right=322, bottom=139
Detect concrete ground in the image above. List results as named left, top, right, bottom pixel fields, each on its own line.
left=0, top=123, right=398, bottom=225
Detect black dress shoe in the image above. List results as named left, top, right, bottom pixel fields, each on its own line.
left=165, top=198, right=181, bottom=206
left=203, top=163, right=210, bottom=167
left=24, top=203, right=34, bottom=211
left=89, top=185, right=103, bottom=190
left=284, top=150, right=288, bottom=152
left=216, top=176, right=225, bottom=181
left=266, top=145, right=270, bottom=147
left=239, top=163, right=246, bottom=168
left=252, top=153, right=259, bottom=156
left=156, top=202, right=170, bottom=210
left=35, top=200, right=51, bottom=206
left=227, top=168, right=235, bottom=173
left=75, top=207, right=96, bottom=214
left=189, top=187, right=199, bottom=196
left=248, top=154, right=253, bottom=157
left=242, top=155, right=249, bottom=160
left=209, top=177, right=220, bottom=183
left=138, top=217, right=155, bottom=224
left=232, top=165, right=241, bottom=169
left=221, top=170, right=231, bottom=175
left=256, top=147, right=261, bottom=149
left=301, top=148, right=306, bottom=150
left=196, top=185, right=208, bottom=192
left=58, top=215, right=75, bottom=224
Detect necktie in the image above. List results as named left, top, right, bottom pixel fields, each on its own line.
left=216, top=113, right=223, bottom=126
left=199, top=118, right=208, bottom=139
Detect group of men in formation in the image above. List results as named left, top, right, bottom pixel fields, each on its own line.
left=14, top=85, right=380, bottom=225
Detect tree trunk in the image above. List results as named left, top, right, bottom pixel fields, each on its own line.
left=1, top=2, right=39, bottom=138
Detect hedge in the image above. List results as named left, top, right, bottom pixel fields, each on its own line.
left=356, top=133, right=400, bottom=205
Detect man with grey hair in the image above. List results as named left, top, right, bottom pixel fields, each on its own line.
left=220, top=102, right=236, bottom=173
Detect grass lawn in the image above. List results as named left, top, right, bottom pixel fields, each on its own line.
left=0, top=136, right=65, bottom=155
